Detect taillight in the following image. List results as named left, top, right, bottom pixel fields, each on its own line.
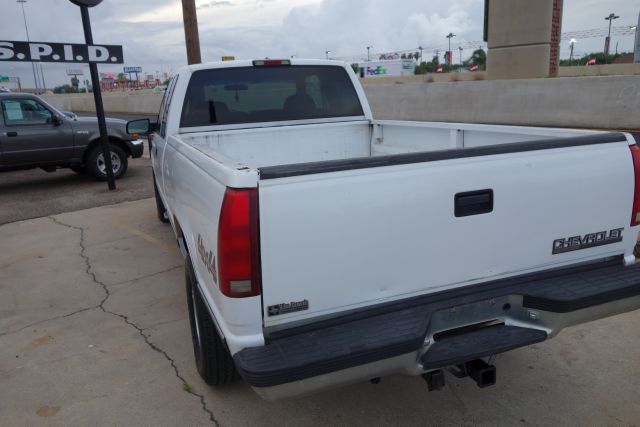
left=631, top=145, right=640, bottom=226
left=217, top=188, right=261, bottom=298
left=252, top=59, right=291, bottom=67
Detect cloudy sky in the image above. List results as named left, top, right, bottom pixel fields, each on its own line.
left=0, top=0, right=639, bottom=88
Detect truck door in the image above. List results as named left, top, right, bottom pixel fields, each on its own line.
left=0, top=97, right=74, bottom=167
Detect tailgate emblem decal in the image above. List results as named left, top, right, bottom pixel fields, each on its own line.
left=197, top=234, right=217, bottom=284
left=553, top=228, right=624, bottom=254
left=268, top=300, right=309, bottom=317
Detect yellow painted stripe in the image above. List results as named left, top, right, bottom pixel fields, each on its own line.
left=111, top=219, right=180, bottom=255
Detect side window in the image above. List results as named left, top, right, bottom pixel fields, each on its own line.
left=1, top=99, right=53, bottom=126
left=160, top=76, right=179, bottom=138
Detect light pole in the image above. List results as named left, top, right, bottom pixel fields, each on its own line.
left=458, top=46, right=463, bottom=71
left=446, top=33, right=456, bottom=65
left=325, top=50, right=330, bottom=60
left=631, top=26, right=638, bottom=59
left=366, top=46, right=373, bottom=61
left=418, top=46, right=423, bottom=64
left=569, top=38, right=577, bottom=66
left=16, top=0, right=39, bottom=93
left=604, top=13, right=619, bottom=63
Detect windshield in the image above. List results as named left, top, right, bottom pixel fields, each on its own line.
left=180, top=65, right=364, bottom=127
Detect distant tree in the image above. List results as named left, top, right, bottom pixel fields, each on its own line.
left=401, top=53, right=407, bottom=59
left=70, top=76, right=79, bottom=89
left=350, top=63, right=360, bottom=74
left=413, top=52, right=420, bottom=61
left=469, top=49, right=486, bottom=70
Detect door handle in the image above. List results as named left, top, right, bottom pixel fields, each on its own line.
left=455, top=189, right=494, bottom=217
left=6, top=132, right=18, bottom=137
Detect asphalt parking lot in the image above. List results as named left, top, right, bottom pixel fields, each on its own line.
left=1, top=122, right=640, bottom=425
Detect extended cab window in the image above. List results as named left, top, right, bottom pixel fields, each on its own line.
left=1, top=99, right=53, bottom=126
left=180, top=65, right=364, bottom=127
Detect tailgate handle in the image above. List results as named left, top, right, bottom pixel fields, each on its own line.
left=6, top=132, right=18, bottom=137
left=455, top=189, right=494, bottom=217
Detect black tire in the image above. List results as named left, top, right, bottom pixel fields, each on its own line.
left=86, top=143, right=128, bottom=181
left=70, top=165, right=87, bottom=174
left=153, top=175, right=170, bottom=223
left=185, top=259, right=239, bottom=385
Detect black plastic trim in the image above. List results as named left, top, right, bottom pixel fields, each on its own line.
left=234, top=259, right=640, bottom=388
left=259, top=133, right=627, bottom=180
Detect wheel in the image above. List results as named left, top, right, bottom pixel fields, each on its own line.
left=70, top=165, right=87, bottom=174
left=185, top=259, right=239, bottom=385
left=87, top=144, right=128, bottom=180
left=153, top=175, right=170, bottom=223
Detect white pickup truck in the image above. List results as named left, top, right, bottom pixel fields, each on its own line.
left=127, top=59, right=640, bottom=400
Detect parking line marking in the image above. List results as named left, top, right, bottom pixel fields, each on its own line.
left=111, top=219, right=180, bottom=255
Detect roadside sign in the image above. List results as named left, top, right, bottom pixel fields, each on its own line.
left=0, top=76, right=9, bottom=83
left=0, top=40, right=123, bottom=64
left=124, top=66, right=142, bottom=73
left=69, top=0, right=103, bottom=6
left=66, top=68, right=84, bottom=76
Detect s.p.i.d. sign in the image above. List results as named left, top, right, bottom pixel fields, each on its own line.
left=0, top=41, right=123, bottom=64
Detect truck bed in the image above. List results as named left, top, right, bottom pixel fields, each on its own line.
left=180, top=120, right=599, bottom=171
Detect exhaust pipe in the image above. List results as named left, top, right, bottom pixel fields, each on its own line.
left=447, top=359, right=497, bottom=388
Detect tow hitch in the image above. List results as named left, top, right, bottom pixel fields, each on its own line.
left=448, top=359, right=497, bottom=388
left=423, top=359, right=497, bottom=391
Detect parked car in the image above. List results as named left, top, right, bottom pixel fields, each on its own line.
left=0, top=93, right=144, bottom=179
left=128, top=59, right=640, bottom=400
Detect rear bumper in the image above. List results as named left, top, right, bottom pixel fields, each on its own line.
left=234, top=258, right=640, bottom=400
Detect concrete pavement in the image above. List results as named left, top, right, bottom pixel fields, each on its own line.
left=1, top=199, right=640, bottom=426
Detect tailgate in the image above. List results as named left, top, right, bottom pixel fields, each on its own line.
left=257, top=135, right=637, bottom=328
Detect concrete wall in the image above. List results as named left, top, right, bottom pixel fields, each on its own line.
left=363, top=75, right=640, bottom=130
left=486, top=0, right=562, bottom=80
left=44, top=92, right=163, bottom=115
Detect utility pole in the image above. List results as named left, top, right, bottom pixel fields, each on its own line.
left=17, top=0, right=39, bottom=93
left=458, top=46, right=463, bottom=70
left=446, top=33, right=456, bottom=65
left=569, top=38, right=576, bottom=66
left=418, top=46, right=423, bottom=64
left=366, top=46, right=373, bottom=61
left=604, top=13, right=619, bottom=63
left=181, top=0, right=202, bottom=64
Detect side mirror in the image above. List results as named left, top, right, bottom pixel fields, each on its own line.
left=52, top=115, right=64, bottom=126
left=126, top=118, right=156, bottom=136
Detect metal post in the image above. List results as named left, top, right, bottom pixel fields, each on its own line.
left=80, top=5, right=116, bottom=190
left=39, top=63, right=46, bottom=92
left=181, top=0, right=202, bottom=65
left=17, top=0, right=39, bottom=92
left=367, top=46, right=372, bottom=61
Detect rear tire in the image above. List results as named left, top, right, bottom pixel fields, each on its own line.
left=153, top=175, right=170, bottom=223
left=185, top=259, right=239, bottom=385
left=86, top=143, right=128, bottom=181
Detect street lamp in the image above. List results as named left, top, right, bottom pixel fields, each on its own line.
left=604, top=13, right=619, bottom=63
left=446, top=33, right=456, bottom=65
left=16, top=0, right=39, bottom=93
left=569, top=38, right=577, bottom=66
left=366, top=46, right=373, bottom=61
left=325, top=50, right=331, bottom=60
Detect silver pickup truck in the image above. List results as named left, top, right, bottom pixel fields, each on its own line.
left=0, top=93, right=144, bottom=179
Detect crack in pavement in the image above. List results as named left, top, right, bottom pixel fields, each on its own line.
left=0, top=306, right=98, bottom=338
left=48, top=216, right=219, bottom=427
